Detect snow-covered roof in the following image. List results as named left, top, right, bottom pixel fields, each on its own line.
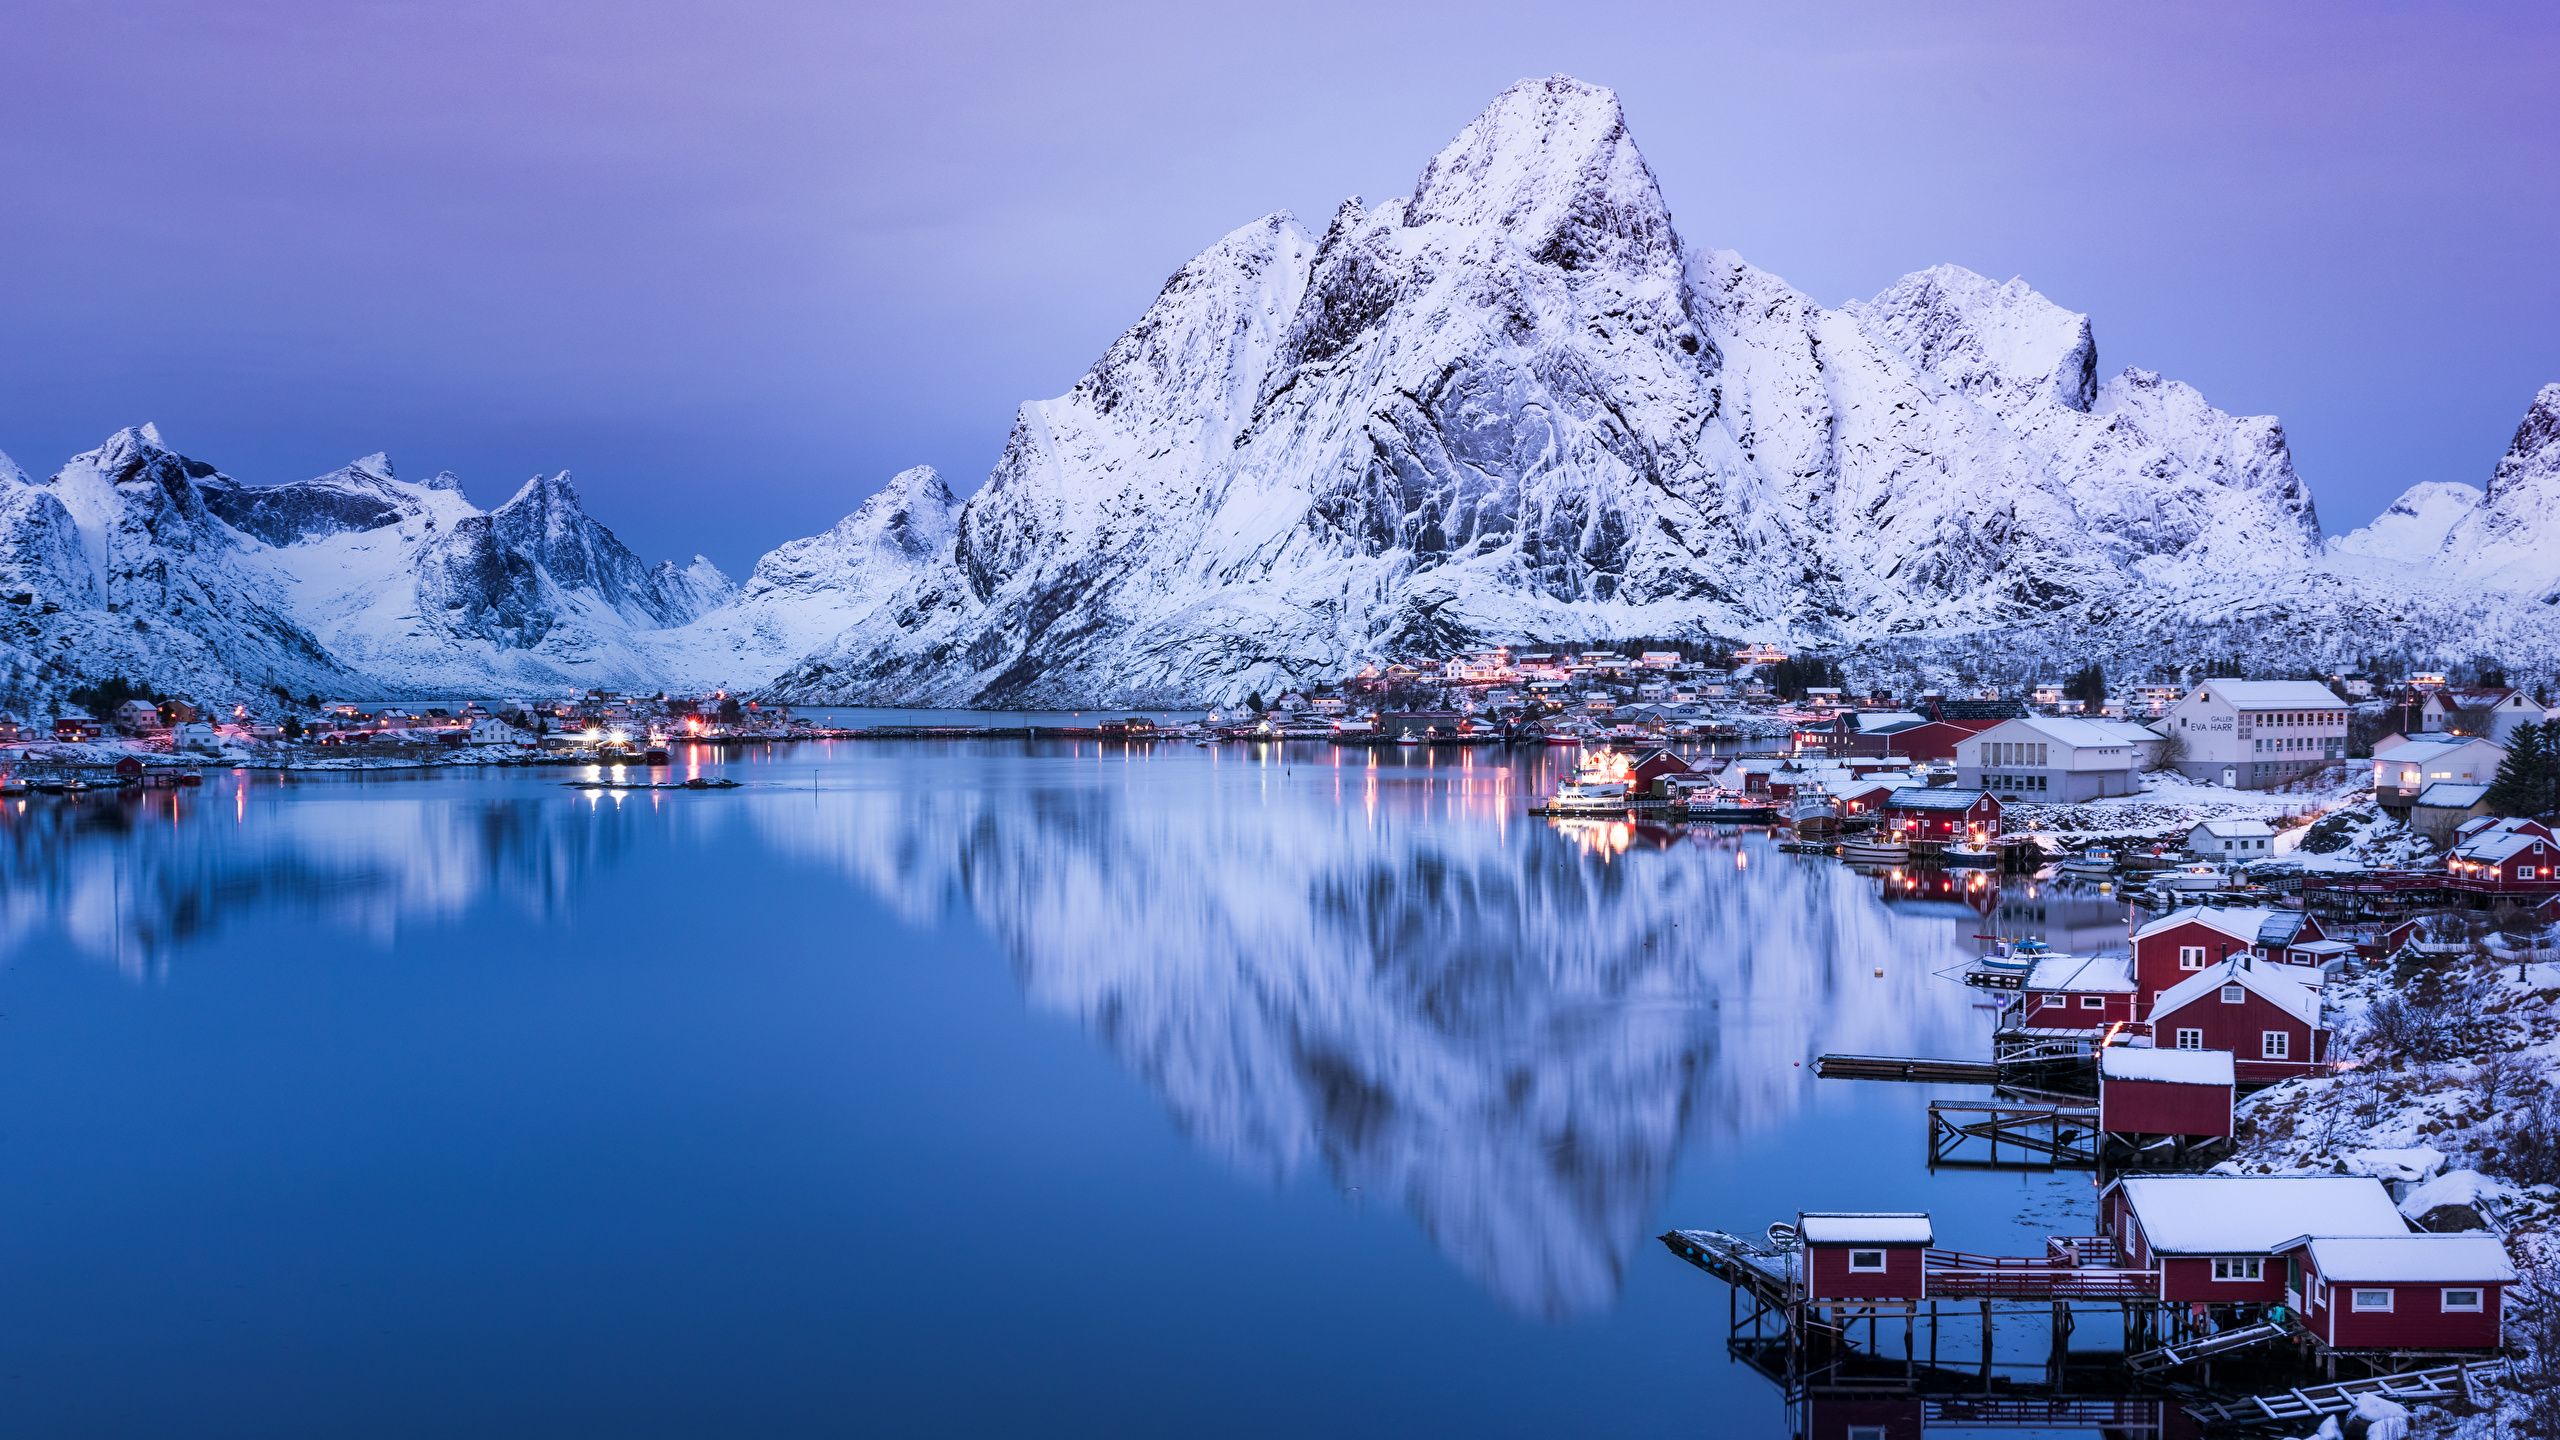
left=2415, top=782, right=2491, bottom=809
left=1798, top=1212, right=1933, bottom=1246
left=2109, top=1176, right=2403, bottom=1255
left=2025, top=954, right=2135, bottom=994
left=2200, top=680, right=2347, bottom=710
left=1988, top=715, right=2149, bottom=749
left=2255, top=912, right=2312, bottom=947
left=2374, top=736, right=2496, bottom=764
left=2300, top=1235, right=2516, bottom=1284
left=2191, top=819, right=2275, bottom=839
left=2454, top=830, right=2550, bottom=863
left=2148, top=957, right=2321, bottom=1030
left=2132, top=905, right=2275, bottom=946
left=1884, top=787, right=1989, bottom=812
left=2099, top=1045, right=2234, bottom=1086
left=1851, top=710, right=1926, bottom=733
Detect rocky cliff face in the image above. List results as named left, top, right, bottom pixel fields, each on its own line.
left=2324, top=384, right=2560, bottom=606
left=766, top=77, right=2335, bottom=706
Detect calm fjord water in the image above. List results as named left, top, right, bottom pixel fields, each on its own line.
left=1, top=734, right=2113, bottom=1437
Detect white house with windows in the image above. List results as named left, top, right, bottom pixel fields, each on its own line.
left=2159, top=680, right=2349, bottom=788
left=2370, top=734, right=2506, bottom=809
left=1952, top=716, right=2157, bottom=801
left=2187, top=819, right=2275, bottom=860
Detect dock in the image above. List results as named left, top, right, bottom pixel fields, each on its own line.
left=1816, top=1054, right=2001, bottom=1083
left=2184, top=1359, right=2511, bottom=1428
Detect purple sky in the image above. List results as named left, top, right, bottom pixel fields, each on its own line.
left=2, top=1, right=2554, bottom=573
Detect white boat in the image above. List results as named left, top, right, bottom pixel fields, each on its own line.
left=1839, top=836, right=1909, bottom=864
left=1545, top=777, right=1633, bottom=814
left=1941, top=841, right=2000, bottom=869
left=1396, top=729, right=1420, bottom=746
left=2156, top=863, right=2229, bottom=893
left=2058, top=847, right=2117, bottom=877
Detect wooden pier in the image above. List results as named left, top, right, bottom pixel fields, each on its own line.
left=2184, top=1358, right=2511, bottom=1428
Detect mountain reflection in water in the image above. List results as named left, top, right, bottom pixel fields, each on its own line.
left=0, top=746, right=2006, bottom=1319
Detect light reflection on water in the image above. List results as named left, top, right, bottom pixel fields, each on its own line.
left=0, top=739, right=2131, bottom=1434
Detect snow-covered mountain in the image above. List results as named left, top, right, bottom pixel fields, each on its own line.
left=2327, top=384, right=2560, bottom=606
left=0, top=426, right=736, bottom=702
left=765, top=76, right=2349, bottom=706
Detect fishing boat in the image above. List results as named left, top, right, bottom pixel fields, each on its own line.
left=1839, top=834, right=1909, bottom=864
left=1964, top=937, right=2058, bottom=989
left=1940, top=840, right=2000, bottom=869
left=2058, top=846, right=2118, bottom=877
left=1395, top=728, right=1420, bottom=746
left=1684, top=788, right=1780, bottom=823
left=0, top=778, right=28, bottom=798
left=1543, top=776, right=1633, bottom=814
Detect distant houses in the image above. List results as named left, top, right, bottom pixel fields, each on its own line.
left=2371, top=734, right=2506, bottom=810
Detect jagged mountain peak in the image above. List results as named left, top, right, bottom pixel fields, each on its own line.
left=2487, top=381, right=2560, bottom=501
left=1404, top=76, right=1652, bottom=237
left=347, top=451, right=395, bottom=482
left=1854, top=264, right=2098, bottom=412
left=0, top=448, right=26, bottom=488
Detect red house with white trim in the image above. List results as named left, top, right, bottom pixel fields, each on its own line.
left=2096, top=1045, right=2234, bottom=1141
left=1875, top=788, right=2001, bottom=844
left=2447, top=818, right=2560, bottom=894
left=2128, top=906, right=2332, bottom=1013
left=2287, top=1234, right=2514, bottom=1352
left=2010, top=955, right=2138, bottom=1037
left=1797, top=1212, right=1932, bottom=1304
left=2102, top=1176, right=2405, bottom=1305
left=2147, top=959, right=2328, bottom=1083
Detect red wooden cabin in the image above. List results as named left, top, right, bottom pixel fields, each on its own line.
left=2097, top=1045, right=2234, bottom=1140
left=2103, top=1176, right=2405, bottom=1305
left=1875, top=788, right=2000, bottom=844
left=2146, top=960, right=2327, bottom=1082
left=2446, top=818, right=2560, bottom=894
left=2127, top=906, right=2330, bottom=1013
left=1626, top=747, right=1692, bottom=797
left=2012, top=955, right=2138, bottom=1036
left=1797, top=1212, right=1932, bottom=1303
left=2287, top=1234, right=2514, bottom=1352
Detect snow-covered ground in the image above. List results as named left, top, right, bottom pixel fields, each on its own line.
left=2004, top=767, right=2365, bottom=845
left=2233, top=934, right=2560, bottom=1438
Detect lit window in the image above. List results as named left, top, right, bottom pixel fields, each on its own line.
left=2351, top=1288, right=2393, bottom=1312
left=2442, top=1288, right=2484, bottom=1313
left=2212, top=1257, right=2265, bottom=1282
left=2262, top=1032, right=2290, bottom=1059
left=1847, top=1249, right=1887, bottom=1273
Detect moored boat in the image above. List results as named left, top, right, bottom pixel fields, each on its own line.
left=2058, top=847, right=2117, bottom=877
left=1940, top=841, right=1999, bottom=868
left=1839, top=835, right=1909, bottom=864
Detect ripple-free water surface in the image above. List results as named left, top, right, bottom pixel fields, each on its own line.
left=0, top=734, right=2134, bottom=1436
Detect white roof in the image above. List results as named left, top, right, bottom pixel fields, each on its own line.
left=2416, top=782, right=2491, bottom=809
left=2111, top=1177, right=2403, bottom=1255
left=2149, top=958, right=2322, bottom=1030
left=2100, top=1046, right=2234, bottom=1086
left=2302, top=1235, right=2516, bottom=1284
left=2132, top=906, right=2276, bottom=947
left=1798, top=1212, right=1933, bottom=1246
left=2374, top=736, right=2496, bottom=764
left=2025, top=954, right=2135, bottom=994
left=2454, top=831, right=2550, bottom=863
left=2200, top=680, right=2347, bottom=709
left=1852, top=710, right=1927, bottom=733
left=1983, top=715, right=2146, bottom=749
left=2191, top=819, right=2275, bottom=839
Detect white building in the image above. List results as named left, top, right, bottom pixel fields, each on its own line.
left=2188, top=818, right=2275, bottom=860
left=1953, top=716, right=2157, bottom=801
left=2419, top=686, right=2543, bottom=743
left=2371, top=734, right=2506, bottom=808
left=2159, top=680, right=2349, bottom=788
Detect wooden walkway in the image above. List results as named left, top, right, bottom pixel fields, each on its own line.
left=2184, top=1359, right=2510, bottom=1427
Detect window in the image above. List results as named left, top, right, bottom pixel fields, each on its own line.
left=2262, top=1031, right=2290, bottom=1060
left=2175, top=1028, right=2204, bottom=1050
left=2222, top=984, right=2246, bottom=1004
left=2212, top=1257, right=2265, bottom=1282
left=1846, top=1249, right=1887, bottom=1273
left=2442, top=1288, right=2484, bottom=1313
left=2080, top=995, right=2107, bottom=1010
left=2179, top=945, right=2208, bottom=971
left=2351, top=1288, right=2394, bottom=1312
